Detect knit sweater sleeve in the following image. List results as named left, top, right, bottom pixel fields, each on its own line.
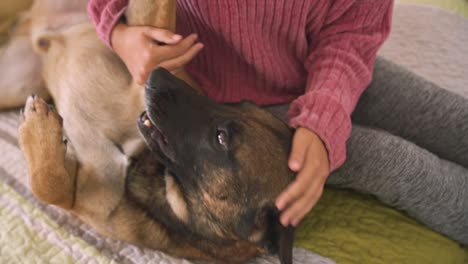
left=87, top=0, right=129, bottom=47
left=287, top=0, right=393, bottom=171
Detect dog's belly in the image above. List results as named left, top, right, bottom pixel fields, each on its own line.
left=36, top=22, right=147, bottom=234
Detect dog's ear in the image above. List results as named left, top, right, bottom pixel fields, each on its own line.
left=274, top=220, right=295, bottom=264
left=269, top=207, right=295, bottom=264
left=252, top=206, right=295, bottom=264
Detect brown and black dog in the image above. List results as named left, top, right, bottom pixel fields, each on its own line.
left=12, top=0, right=297, bottom=263
left=19, top=68, right=295, bottom=263
left=131, top=68, right=296, bottom=262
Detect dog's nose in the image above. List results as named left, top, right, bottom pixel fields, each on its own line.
left=144, top=68, right=180, bottom=110
left=146, top=67, right=174, bottom=91
left=146, top=67, right=198, bottom=96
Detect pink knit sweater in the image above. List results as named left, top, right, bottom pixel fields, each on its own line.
left=87, top=0, right=393, bottom=171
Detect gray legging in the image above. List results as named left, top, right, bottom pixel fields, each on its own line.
left=265, top=57, right=468, bottom=245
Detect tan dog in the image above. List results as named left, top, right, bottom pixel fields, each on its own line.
left=5, top=0, right=296, bottom=263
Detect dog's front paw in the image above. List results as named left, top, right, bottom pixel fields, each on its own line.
left=19, top=95, right=66, bottom=166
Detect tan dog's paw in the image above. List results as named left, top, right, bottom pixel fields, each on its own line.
left=19, top=95, right=66, bottom=168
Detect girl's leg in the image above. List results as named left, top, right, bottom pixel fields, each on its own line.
left=353, top=57, right=468, bottom=168
left=328, top=125, right=468, bottom=245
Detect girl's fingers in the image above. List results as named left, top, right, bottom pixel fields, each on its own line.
left=276, top=146, right=317, bottom=211
left=280, top=167, right=326, bottom=226
left=276, top=179, right=307, bottom=213
left=133, top=38, right=202, bottom=84
left=288, top=128, right=310, bottom=171
left=277, top=176, right=320, bottom=226
left=157, top=34, right=199, bottom=61
left=277, top=140, right=329, bottom=226
left=282, top=184, right=324, bottom=227
left=159, top=43, right=204, bottom=71
left=143, top=27, right=182, bottom=44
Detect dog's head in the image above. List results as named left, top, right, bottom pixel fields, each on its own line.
left=135, top=68, right=295, bottom=263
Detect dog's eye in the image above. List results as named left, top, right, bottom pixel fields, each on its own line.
left=217, top=129, right=229, bottom=149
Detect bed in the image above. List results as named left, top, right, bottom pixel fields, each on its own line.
left=1, top=2, right=467, bottom=263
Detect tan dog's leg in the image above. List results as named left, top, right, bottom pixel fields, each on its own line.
left=18, top=95, right=75, bottom=209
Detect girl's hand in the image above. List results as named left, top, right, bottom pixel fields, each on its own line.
left=275, top=127, right=330, bottom=226
left=111, top=22, right=204, bottom=85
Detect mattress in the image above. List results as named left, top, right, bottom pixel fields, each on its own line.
left=1, top=3, right=467, bottom=264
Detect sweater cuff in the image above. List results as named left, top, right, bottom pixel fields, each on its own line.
left=88, top=0, right=128, bottom=48
left=287, top=92, right=351, bottom=171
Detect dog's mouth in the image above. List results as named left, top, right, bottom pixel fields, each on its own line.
left=139, top=111, right=160, bottom=135
left=140, top=111, right=154, bottom=129
left=138, top=111, right=174, bottom=162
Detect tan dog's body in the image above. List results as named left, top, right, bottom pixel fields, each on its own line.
left=12, top=0, right=218, bottom=260
left=2, top=1, right=295, bottom=263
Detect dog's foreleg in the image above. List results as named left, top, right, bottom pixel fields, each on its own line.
left=18, top=95, right=76, bottom=209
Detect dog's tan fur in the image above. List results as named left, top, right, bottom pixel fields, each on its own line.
left=0, top=0, right=88, bottom=110
left=4, top=1, right=294, bottom=263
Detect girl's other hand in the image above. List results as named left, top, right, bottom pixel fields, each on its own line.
left=275, top=127, right=330, bottom=226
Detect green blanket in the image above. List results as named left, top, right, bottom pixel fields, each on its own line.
left=296, top=188, right=468, bottom=263
left=400, top=0, right=468, bottom=18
